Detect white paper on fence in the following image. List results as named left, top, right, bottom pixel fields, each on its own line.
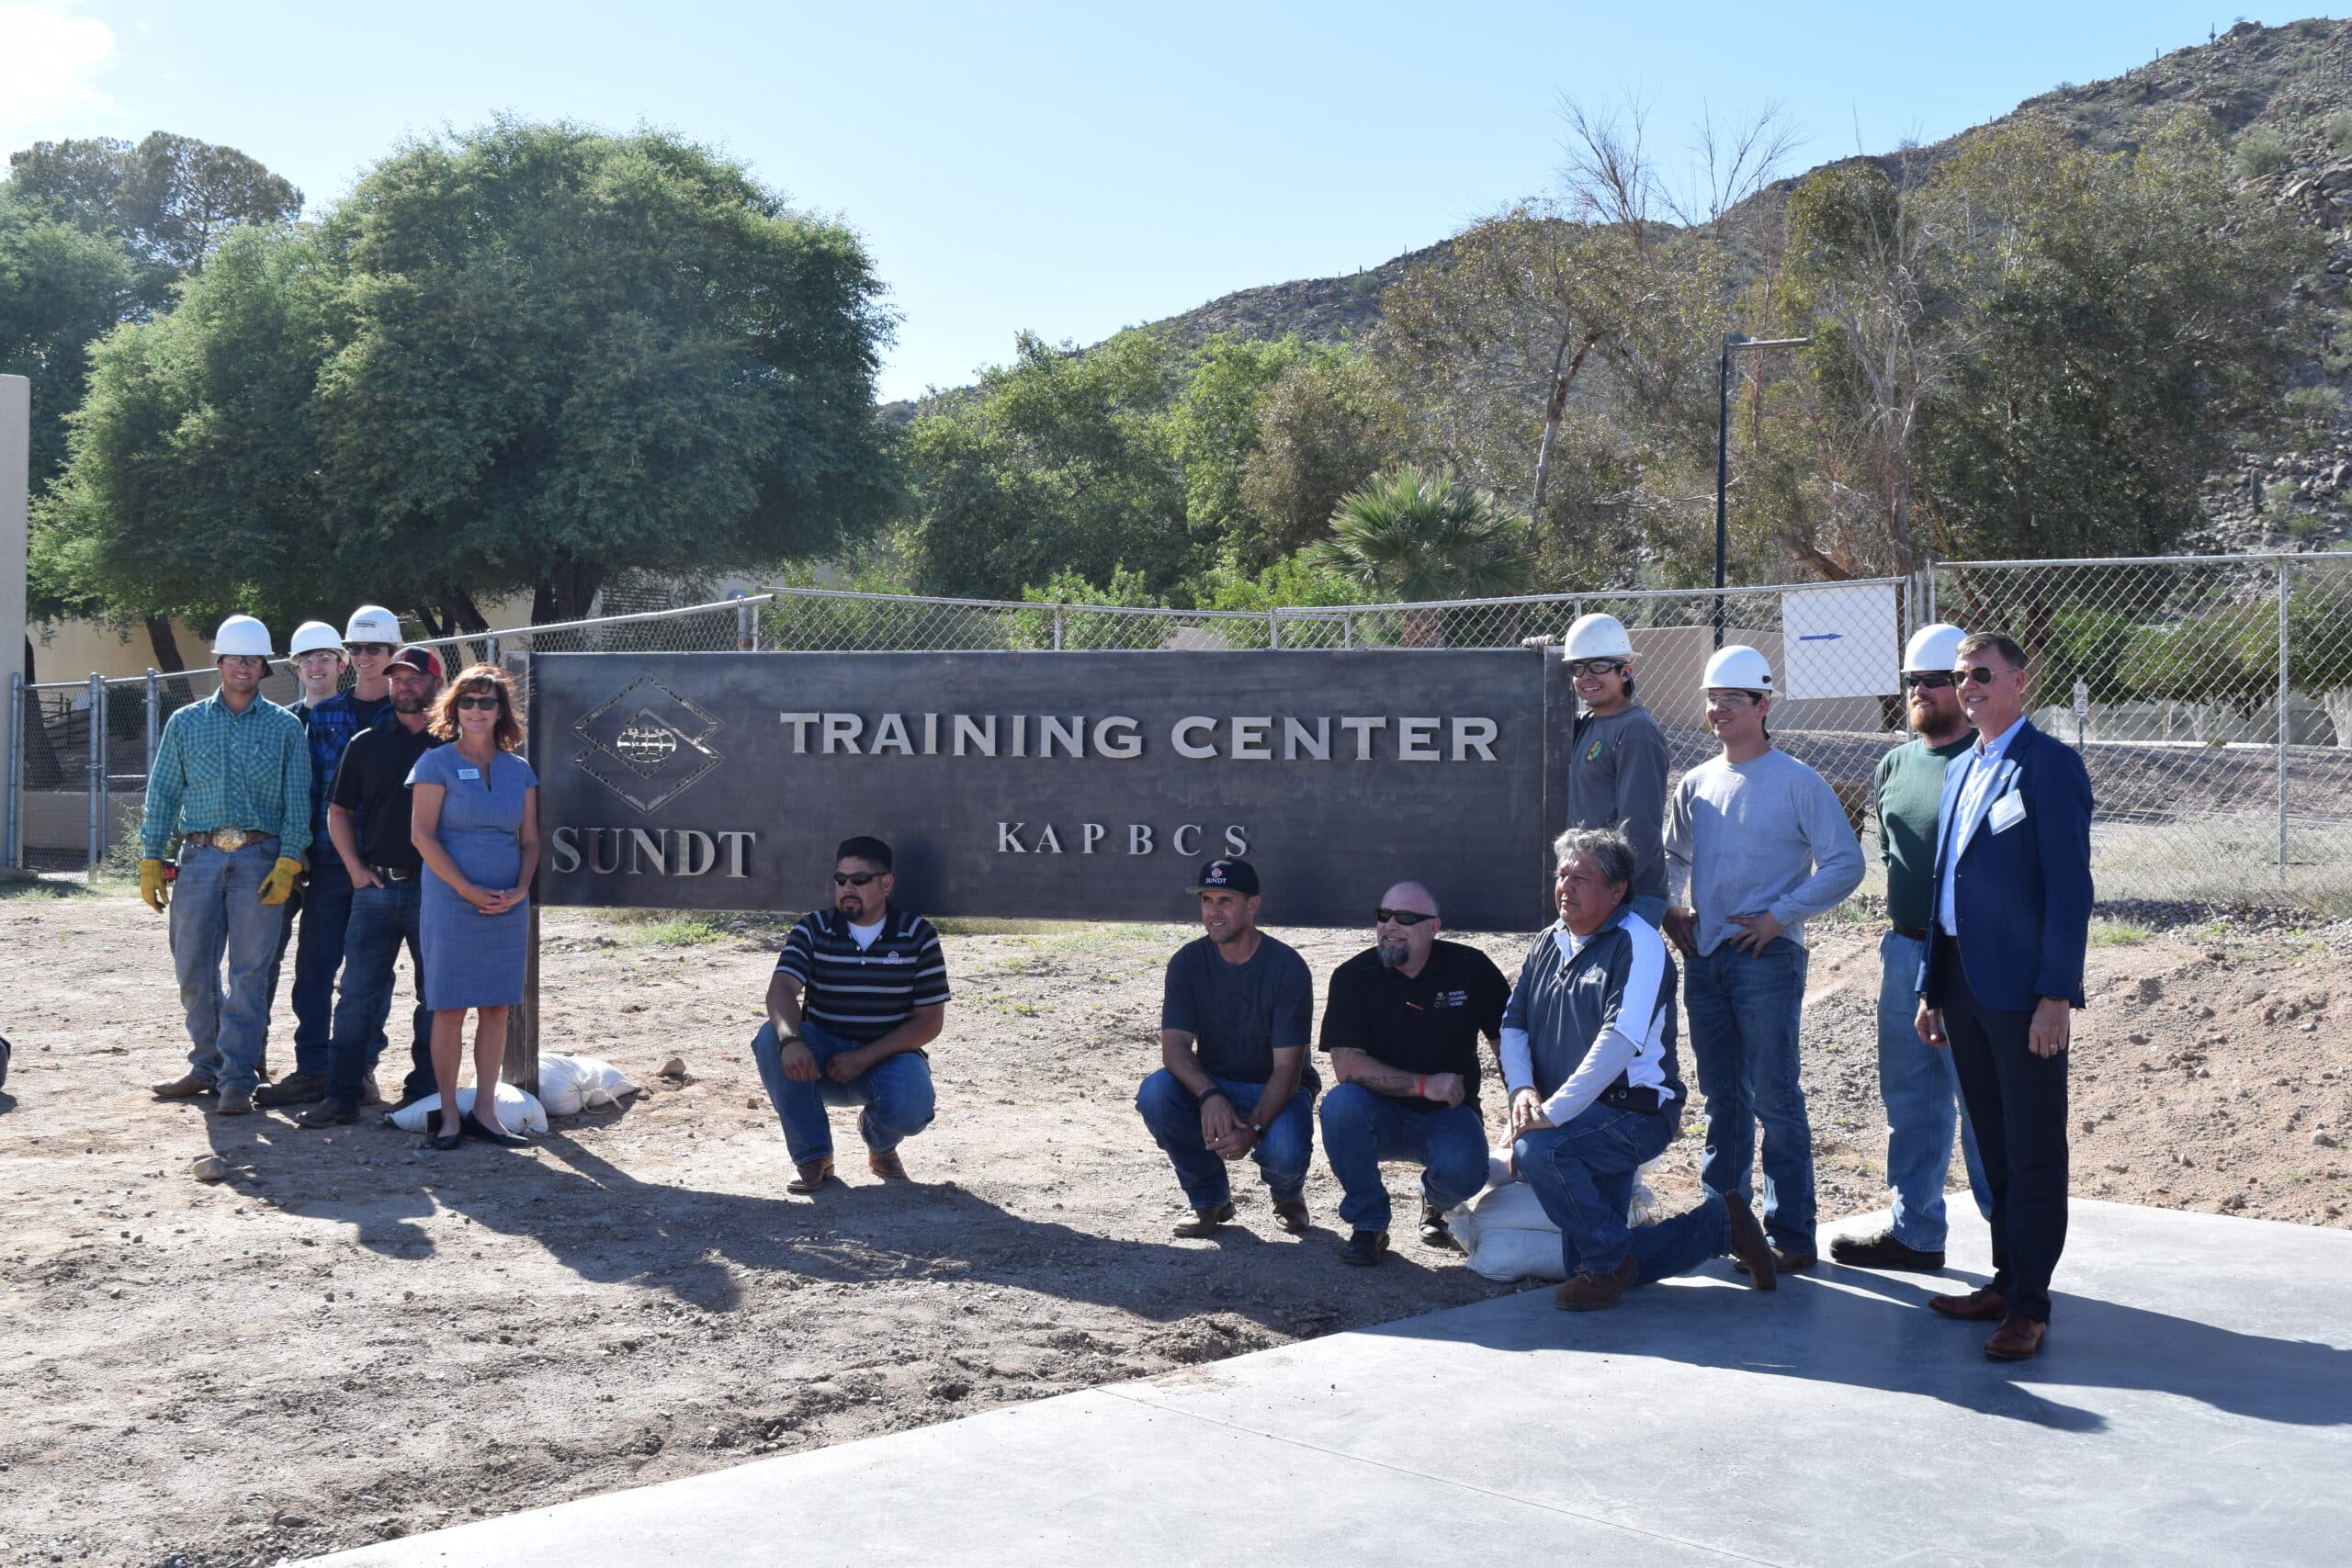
left=534, top=1054, right=639, bottom=1116
left=386, top=1083, right=549, bottom=1134
left=1781, top=581, right=1900, bottom=700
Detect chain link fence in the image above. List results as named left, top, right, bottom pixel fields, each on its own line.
left=1928, top=552, right=2352, bottom=910
left=14, top=564, right=2351, bottom=913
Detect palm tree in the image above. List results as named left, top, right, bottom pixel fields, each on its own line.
left=1310, top=466, right=1531, bottom=645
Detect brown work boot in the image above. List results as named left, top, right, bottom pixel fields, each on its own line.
left=1928, top=1284, right=2007, bottom=1322
left=1172, top=1201, right=1236, bottom=1238
left=216, top=1088, right=255, bottom=1116
left=295, top=1100, right=359, bottom=1128
left=1271, top=1198, right=1311, bottom=1235
left=868, top=1149, right=910, bottom=1181
left=150, top=1073, right=216, bottom=1100
left=786, top=1157, right=834, bottom=1195
left=254, top=1071, right=328, bottom=1107
left=1984, top=1313, right=2048, bottom=1360
left=1723, top=1193, right=1778, bottom=1291
left=1554, top=1254, right=1639, bottom=1312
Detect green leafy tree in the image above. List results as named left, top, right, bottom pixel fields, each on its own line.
left=1310, top=466, right=1529, bottom=643
left=1169, top=333, right=1307, bottom=557
left=0, top=195, right=134, bottom=502
left=1232, top=346, right=1406, bottom=569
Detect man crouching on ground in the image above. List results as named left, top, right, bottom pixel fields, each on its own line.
left=1136, top=858, right=1317, bottom=1238
left=751, top=836, right=947, bottom=1192
left=1507, top=829, right=1778, bottom=1311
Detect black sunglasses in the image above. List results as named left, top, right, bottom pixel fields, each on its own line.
left=833, top=871, right=884, bottom=886
left=454, top=694, right=501, bottom=710
left=1903, top=671, right=1955, bottom=690
left=1374, top=908, right=1434, bottom=926
left=345, top=643, right=395, bottom=657
left=1959, top=666, right=2008, bottom=686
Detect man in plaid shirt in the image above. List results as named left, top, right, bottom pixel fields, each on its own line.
left=137, top=615, right=311, bottom=1116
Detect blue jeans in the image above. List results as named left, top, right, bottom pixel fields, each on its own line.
left=1878, top=930, right=1992, bottom=1249
left=272, top=857, right=354, bottom=1076
left=1516, top=1102, right=1729, bottom=1282
left=1317, top=1082, right=1488, bottom=1233
left=167, top=840, right=287, bottom=1096
left=750, top=1020, right=936, bottom=1166
left=1135, top=1067, right=1314, bottom=1208
left=325, top=879, right=435, bottom=1111
left=1684, top=938, right=1815, bottom=1254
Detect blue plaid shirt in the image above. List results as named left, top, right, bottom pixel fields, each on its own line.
left=139, top=690, right=312, bottom=860
left=299, top=692, right=391, bottom=840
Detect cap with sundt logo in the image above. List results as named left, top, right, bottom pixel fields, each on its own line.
left=1187, top=857, right=1259, bottom=897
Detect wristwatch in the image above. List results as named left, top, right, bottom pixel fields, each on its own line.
left=1249, top=1122, right=1265, bottom=1137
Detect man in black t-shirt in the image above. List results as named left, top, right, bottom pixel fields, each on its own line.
left=297, top=647, right=444, bottom=1125
left=1318, top=881, right=1509, bottom=1265
left=1136, top=858, right=1317, bottom=1239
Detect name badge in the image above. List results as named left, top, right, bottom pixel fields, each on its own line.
left=1989, top=792, right=2027, bottom=834
left=457, top=767, right=481, bottom=781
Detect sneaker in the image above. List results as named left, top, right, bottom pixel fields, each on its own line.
left=1271, top=1199, right=1311, bottom=1235
left=1340, top=1230, right=1390, bottom=1267
left=150, top=1073, right=216, bottom=1100
left=254, top=1072, right=328, bottom=1107
left=216, top=1089, right=255, bottom=1116
left=1828, top=1229, right=1946, bottom=1271
left=1554, top=1255, right=1638, bottom=1312
left=1172, top=1201, right=1236, bottom=1238
left=1419, top=1200, right=1459, bottom=1250
left=295, top=1100, right=360, bottom=1128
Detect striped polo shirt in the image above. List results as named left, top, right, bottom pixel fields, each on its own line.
left=775, top=904, right=952, bottom=1044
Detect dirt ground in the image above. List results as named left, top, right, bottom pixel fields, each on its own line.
left=2, top=884, right=2347, bottom=1566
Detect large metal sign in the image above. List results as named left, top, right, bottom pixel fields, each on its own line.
left=533, top=650, right=1564, bottom=930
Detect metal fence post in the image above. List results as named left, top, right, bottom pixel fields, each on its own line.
left=6, top=670, right=22, bottom=869
left=86, top=671, right=105, bottom=871
left=143, top=669, right=160, bottom=783
left=1268, top=609, right=1280, bottom=650
left=1342, top=611, right=1353, bottom=650
left=2278, top=557, right=2290, bottom=882
left=1052, top=605, right=1064, bottom=652
left=733, top=590, right=752, bottom=651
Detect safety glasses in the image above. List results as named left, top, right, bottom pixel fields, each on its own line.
left=1374, top=908, right=1434, bottom=926
left=833, top=871, right=883, bottom=886
left=1568, top=659, right=1626, bottom=677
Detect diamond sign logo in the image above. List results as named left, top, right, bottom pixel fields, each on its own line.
left=573, top=676, right=724, bottom=813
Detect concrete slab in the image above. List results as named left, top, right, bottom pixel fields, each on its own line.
left=310, top=1200, right=2352, bottom=1568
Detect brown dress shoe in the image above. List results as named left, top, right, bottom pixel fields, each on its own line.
left=216, top=1089, right=255, bottom=1116
left=786, top=1157, right=834, bottom=1194
left=1271, top=1198, right=1311, bottom=1235
left=151, top=1073, right=216, bottom=1100
left=867, top=1149, right=910, bottom=1181
left=1984, top=1313, right=2048, bottom=1360
left=1555, top=1254, right=1640, bottom=1312
left=1928, top=1284, right=2008, bottom=1322
left=254, top=1071, right=328, bottom=1107
left=1722, top=1192, right=1778, bottom=1291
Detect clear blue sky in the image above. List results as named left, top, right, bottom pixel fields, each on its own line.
left=3, top=2, right=2335, bottom=400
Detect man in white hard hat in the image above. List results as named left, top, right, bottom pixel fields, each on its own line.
left=138, top=615, right=312, bottom=1116
left=1561, top=613, right=1671, bottom=925
left=1831, top=623, right=1991, bottom=1272
left=1661, top=645, right=1863, bottom=1273
left=256, top=610, right=399, bottom=1106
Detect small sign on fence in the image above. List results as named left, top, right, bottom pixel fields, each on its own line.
left=1781, top=583, right=1900, bottom=701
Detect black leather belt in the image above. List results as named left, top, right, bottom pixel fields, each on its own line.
left=368, top=864, right=419, bottom=882
left=1892, top=923, right=1928, bottom=941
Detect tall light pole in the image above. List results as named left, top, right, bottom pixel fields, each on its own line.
left=1713, top=333, right=1810, bottom=647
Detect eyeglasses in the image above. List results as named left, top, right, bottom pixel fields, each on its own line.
left=833, top=871, right=883, bottom=886
left=1902, top=671, right=1955, bottom=690
left=454, top=694, right=501, bottom=710
left=1959, top=666, right=2008, bottom=686
left=1568, top=659, right=1626, bottom=677
left=1374, top=908, right=1434, bottom=926
left=294, top=651, right=344, bottom=665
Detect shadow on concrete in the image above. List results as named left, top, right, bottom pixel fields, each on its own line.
left=1385, top=1259, right=2352, bottom=1434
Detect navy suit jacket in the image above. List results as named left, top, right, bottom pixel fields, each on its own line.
left=1919, top=718, right=2095, bottom=1013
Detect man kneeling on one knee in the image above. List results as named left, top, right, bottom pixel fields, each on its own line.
left=1506, top=829, right=1779, bottom=1311
left=750, top=836, right=947, bottom=1191
left=1317, top=882, right=1509, bottom=1267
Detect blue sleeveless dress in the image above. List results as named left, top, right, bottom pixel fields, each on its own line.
left=409, top=745, right=537, bottom=1010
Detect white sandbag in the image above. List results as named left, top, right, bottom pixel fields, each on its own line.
left=1468, top=1225, right=1570, bottom=1283
left=1449, top=1145, right=1671, bottom=1284
left=534, top=1053, right=639, bottom=1116
left=385, top=1082, right=548, bottom=1135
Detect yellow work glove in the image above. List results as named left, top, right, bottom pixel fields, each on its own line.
left=258, top=856, right=304, bottom=906
left=138, top=859, right=171, bottom=913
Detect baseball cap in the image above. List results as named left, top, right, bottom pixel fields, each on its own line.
left=1188, top=857, right=1259, bottom=897
left=385, top=645, right=445, bottom=682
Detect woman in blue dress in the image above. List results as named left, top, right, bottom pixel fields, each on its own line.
left=409, top=663, right=539, bottom=1149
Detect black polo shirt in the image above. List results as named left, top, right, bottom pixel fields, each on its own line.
left=1317, top=939, right=1510, bottom=1111
left=328, top=721, right=444, bottom=872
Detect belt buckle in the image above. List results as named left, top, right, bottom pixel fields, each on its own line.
left=210, top=827, right=249, bottom=852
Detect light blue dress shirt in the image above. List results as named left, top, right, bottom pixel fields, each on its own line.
left=1936, top=716, right=2026, bottom=936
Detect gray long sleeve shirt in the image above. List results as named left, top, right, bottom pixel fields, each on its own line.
left=1566, top=704, right=1670, bottom=908
left=1663, top=747, right=1864, bottom=956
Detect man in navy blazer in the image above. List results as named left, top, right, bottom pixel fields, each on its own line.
left=1915, top=630, right=2094, bottom=1361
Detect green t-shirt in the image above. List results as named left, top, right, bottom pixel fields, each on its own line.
left=1873, top=733, right=1975, bottom=932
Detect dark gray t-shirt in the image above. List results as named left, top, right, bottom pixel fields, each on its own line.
left=1566, top=703, right=1670, bottom=905
left=1160, top=933, right=1317, bottom=1086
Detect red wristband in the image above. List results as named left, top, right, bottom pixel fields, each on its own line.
left=1416, top=1075, right=1427, bottom=1098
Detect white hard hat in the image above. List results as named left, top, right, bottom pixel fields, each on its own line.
left=288, top=620, right=345, bottom=658
left=1702, top=643, right=1775, bottom=694
left=211, top=615, right=275, bottom=659
left=344, top=604, right=402, bottom=645
left=1904, top=621, right=1969, bottom=674
left=1563, top=613, right=1634, bottom=662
